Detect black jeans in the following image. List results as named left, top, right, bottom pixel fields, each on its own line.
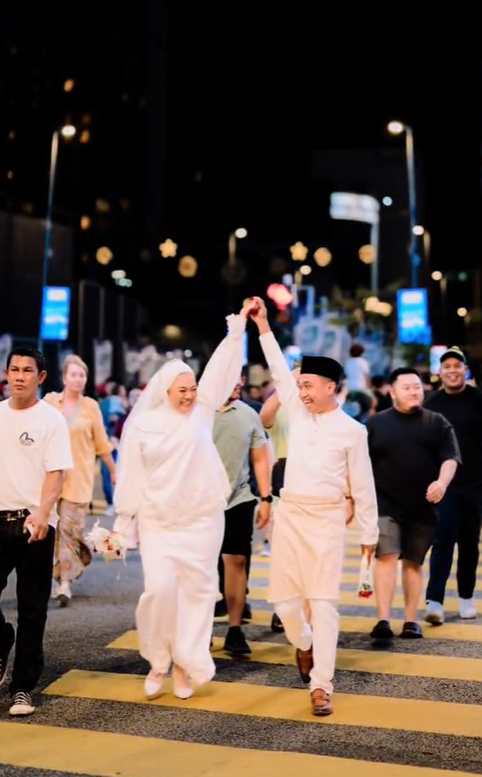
left=426, top=488, right=482, bottom=604
left=0, top=526, right=55, bottom=693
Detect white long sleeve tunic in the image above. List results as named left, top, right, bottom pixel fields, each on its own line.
left=260, top=331, right=379, bottom=546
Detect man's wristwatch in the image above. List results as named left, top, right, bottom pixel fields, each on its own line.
left=260, top=495, right=273, bottom=504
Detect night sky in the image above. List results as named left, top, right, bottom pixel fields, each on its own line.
left=2, top=5, right=482, bottom=342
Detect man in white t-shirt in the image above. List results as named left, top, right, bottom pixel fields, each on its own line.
left=0, top=346, right=72, bottom=717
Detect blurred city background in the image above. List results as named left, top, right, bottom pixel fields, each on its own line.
left=1, top=5, right=481, bottom=393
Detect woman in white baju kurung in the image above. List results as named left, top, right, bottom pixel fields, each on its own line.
left=113, top=308, right=252, bottom=701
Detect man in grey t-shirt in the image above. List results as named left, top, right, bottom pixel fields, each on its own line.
left=213, top=377, right=272, bottom=655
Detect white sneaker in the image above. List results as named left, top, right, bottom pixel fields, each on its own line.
left=144, top=671, right=164, bottom=700
left=459, top=598, right=477, bottom=619
left=425, top=601, right=444, bottom=625
left=56, top=581, right=72, bottom=608
left=9, top=691, right=35, bottom=716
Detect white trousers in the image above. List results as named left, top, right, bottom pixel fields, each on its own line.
left=137, top=514, right=223, bottom=686
left=275, top=596, right=338, bottom=694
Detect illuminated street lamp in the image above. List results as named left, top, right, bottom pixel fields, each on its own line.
left=387, top=119, right=419, bottom=287
left=38, top=124, right=76, bottom=352
left=431, top=271, right=442, bottom=281
left=228, top=227, right=248, bottom=265
left=60, top=124, right=76, bottom=139
left=387, top=120, right=404, bottom=135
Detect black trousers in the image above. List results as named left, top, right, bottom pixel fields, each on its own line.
left=0, top=526, right=55, bottom=694
left=426, top=487, right=482, bottom=604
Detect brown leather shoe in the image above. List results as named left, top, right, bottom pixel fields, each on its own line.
left=310, top=688, right=333, bottom=716
left=295, top=646, right=313, bottom=684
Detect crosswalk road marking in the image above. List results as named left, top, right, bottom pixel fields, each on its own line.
left=2, top=526, right=481, bottom=776
left=107, top=633, right=482, bottom=682
left=109, top=614, right=482, bottom=642
left=43, top=668, right=482, bottom=738
left=0, top=722, right=471, bottom=777
left=244, top=586, right=480, bottom=614
left=250, top=565, right=482, bottom=591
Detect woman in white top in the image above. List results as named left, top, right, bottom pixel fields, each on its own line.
left=113, top=303, right=254, bottom=702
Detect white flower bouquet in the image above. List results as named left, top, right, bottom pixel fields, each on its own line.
left=85, top=521, right=127, bottom=563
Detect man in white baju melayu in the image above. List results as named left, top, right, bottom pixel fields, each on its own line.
left=113, top=303, right=255, bottom=702
left=249, top=298, right=379, bottom=716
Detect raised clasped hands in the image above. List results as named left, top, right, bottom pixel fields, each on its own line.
left=243, top=296, right=267, bottom=326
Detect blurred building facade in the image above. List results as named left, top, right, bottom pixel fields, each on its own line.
left=0, top=0, right=167, bottom=356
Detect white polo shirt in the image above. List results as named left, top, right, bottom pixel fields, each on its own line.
left=0, top=399, right=73, bottom=528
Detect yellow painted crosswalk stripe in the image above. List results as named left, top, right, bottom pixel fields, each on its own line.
left=0, top=722, right=469, bottom=777
left=43, top=669, right=482, bottom=738
left=109, top=612, right=482, bottom=643
left=245, top=587, right=480, bottom=614
left=107, top=633, right=482, bottom=682
left=250, top=566, right=482, bottom=591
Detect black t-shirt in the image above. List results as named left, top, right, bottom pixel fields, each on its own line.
left=366, top=407, right=461, bottom=523
left=424, top=385, right=482, bottom=489
left=374, top=390, right=392, bottom=412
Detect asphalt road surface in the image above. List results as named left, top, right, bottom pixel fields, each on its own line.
left=1, top=512, right=482, bottom=777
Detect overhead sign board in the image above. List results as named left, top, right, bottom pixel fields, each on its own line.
left=329, top=192, right=380, bottom=225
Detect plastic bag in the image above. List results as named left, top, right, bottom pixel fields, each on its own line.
left=358, top=552, right=374, bottom=598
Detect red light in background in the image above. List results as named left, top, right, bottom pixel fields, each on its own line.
left=267, top=283, right=294, bottom=311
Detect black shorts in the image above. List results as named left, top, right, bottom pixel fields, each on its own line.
left=272, top=458, right=286, bottom=497
left=375, top=515, right=435, bottom=567
left=221, top=499, right=257, bottom=557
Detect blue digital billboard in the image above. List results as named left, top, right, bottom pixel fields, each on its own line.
left=397, top=288, right=431, bottom=345
left=40, top=286, right=71, bottom=341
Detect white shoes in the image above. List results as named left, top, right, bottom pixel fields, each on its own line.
left=53, top=581, right=72, bottom=607
left=172, top=665, right=193, bottom=700
left=144, top=671, right=164, bottom=700
left=426, top=597, right=478, bottom=623
left=459, top=597, right=477, bottom=619
left=425, top=601, right=444, bottom=625
left=144, top=667, right=193, bottom=701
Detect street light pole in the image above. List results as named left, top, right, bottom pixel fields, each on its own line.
left=37, top=124, right=76, bottom=353
left=387, top=121, right=420, bottom=288
left=405, top=126, right=419, bottom=288
left=37, top=130, right=60, bottom=353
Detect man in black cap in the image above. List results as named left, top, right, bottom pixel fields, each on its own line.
left=248, top=297, right=378, bottom=717
left=424, top=346, right=482, bottom=623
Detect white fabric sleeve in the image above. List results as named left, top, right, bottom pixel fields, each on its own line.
left=197, top=314, right=247, bottom=410
left=259, top=331, right=299, bottom=411
left=113, top=423, right=145, bottom=522
left=44, top=413, right=74, bottom=472
left=346, top=426, right=379, bottom=545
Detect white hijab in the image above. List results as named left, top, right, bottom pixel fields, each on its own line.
left=118, top=359, right=195, bottom=456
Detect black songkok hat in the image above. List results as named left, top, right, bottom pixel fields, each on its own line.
left=300, top=355, right=343, bottom=384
